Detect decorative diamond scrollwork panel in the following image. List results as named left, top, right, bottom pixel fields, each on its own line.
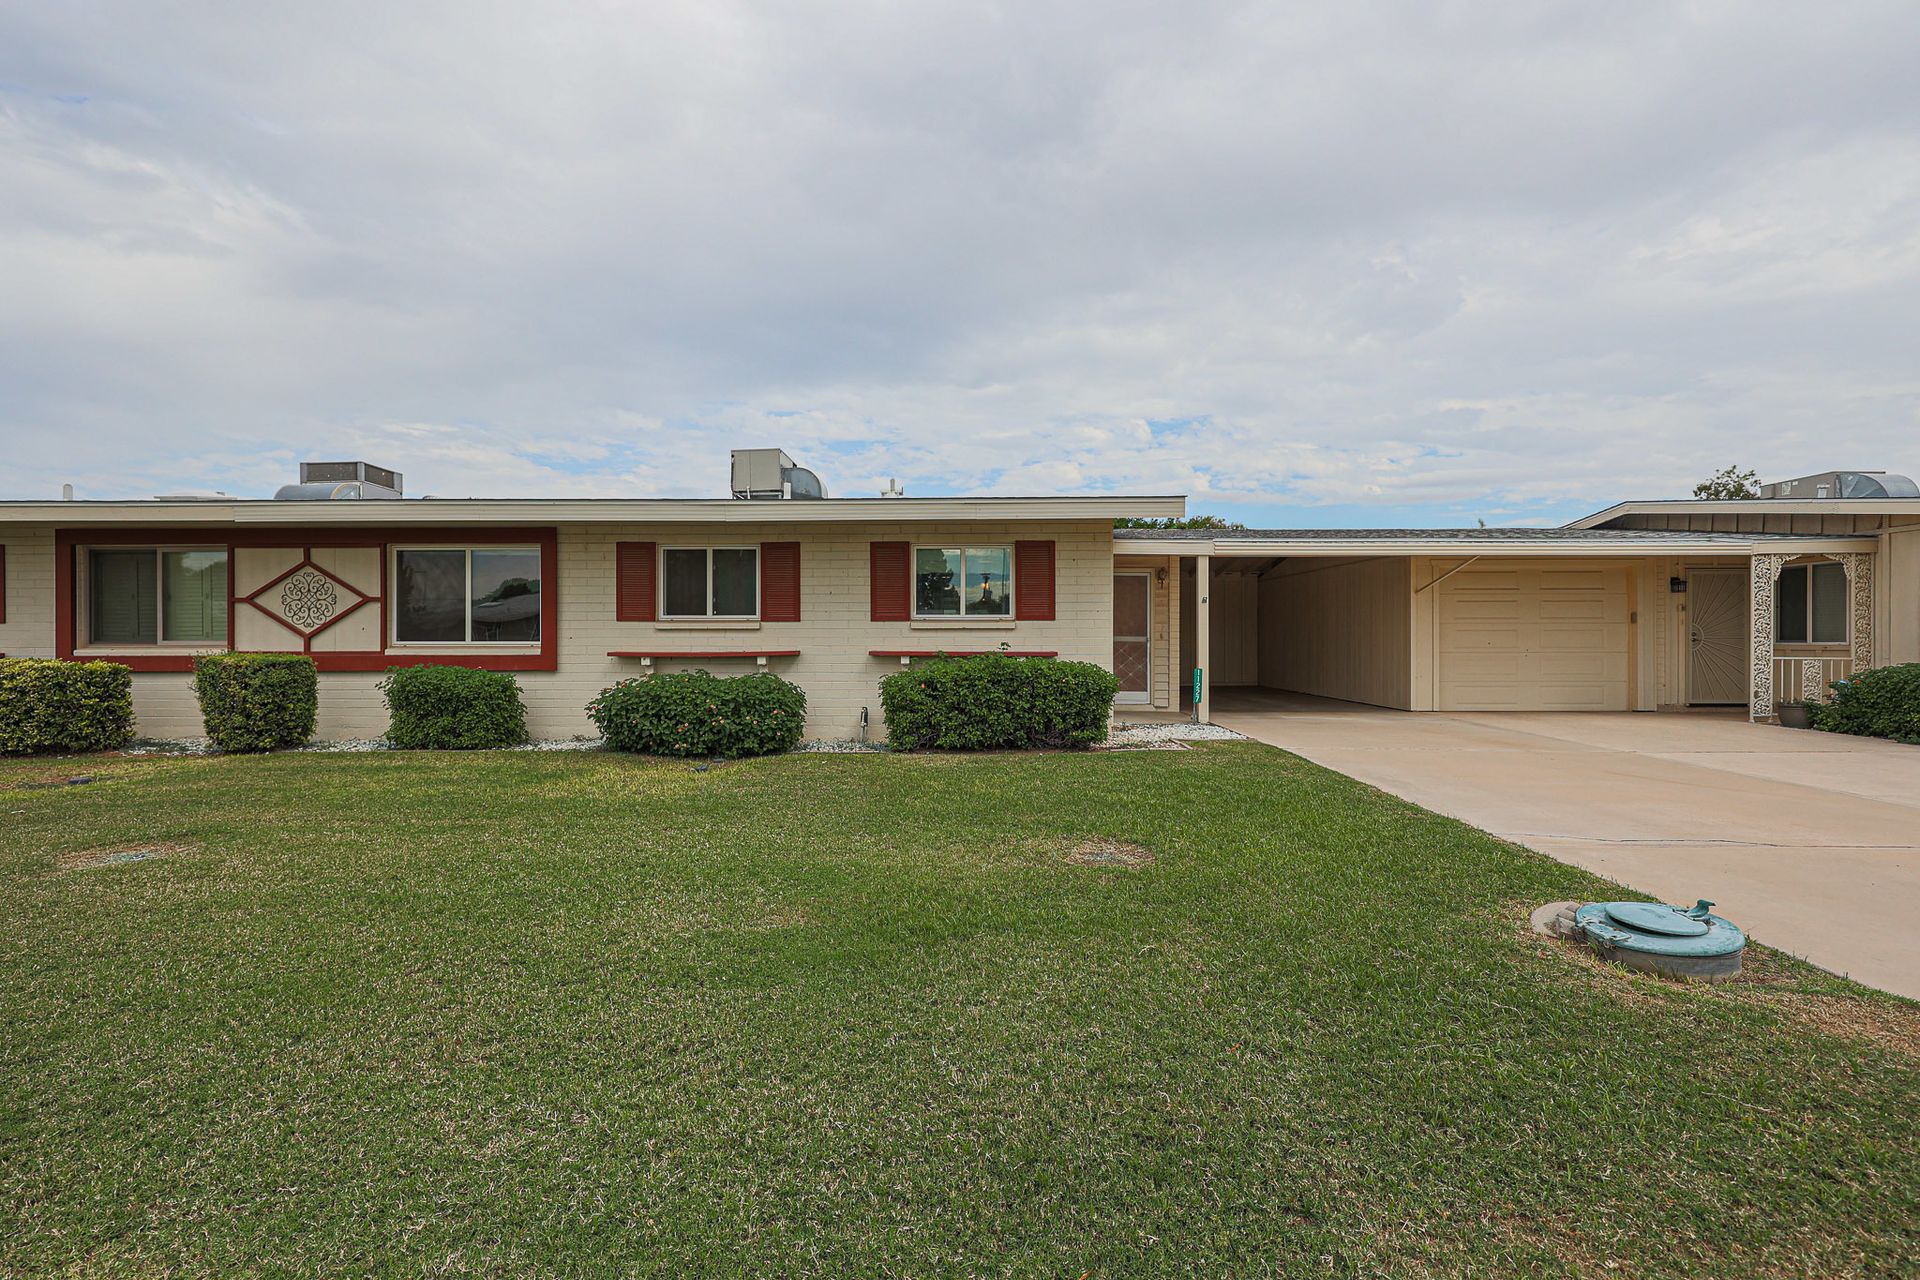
left=280, top=569, right=340, bottom=630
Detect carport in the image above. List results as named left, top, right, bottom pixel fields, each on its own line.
left=1112, top=527, right=1880, bottom=723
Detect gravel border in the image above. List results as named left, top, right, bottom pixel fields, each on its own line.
left=1107, top=722, right=1248, bottom=746
left=114, top=724, right=1238, bottom=757
left=118, top=736, right=609, bottom=755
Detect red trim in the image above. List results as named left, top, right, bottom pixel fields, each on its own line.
left=870, top=541, right=911, bottom=621
left=54, top=527, right=559, bottom=673
left=869, top=649, right=1058, bottom=658
left=54, top=532, right=74, bottom=660
left=760, top=541, right=802, bottom=622
left=224, top=541, right=236, bottom=651
left=58, top=524, right=545, bottom=547
left=615, top=542, right=657, bottom=622
left=1014, top=540, right=1056, bottom=621
left=608, top=650, right=800, bottom=659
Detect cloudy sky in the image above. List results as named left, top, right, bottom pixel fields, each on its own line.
left=3, top=2, right=1917, bottom=525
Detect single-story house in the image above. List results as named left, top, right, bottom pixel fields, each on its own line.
left=0, top=454, right=1915, bottom=740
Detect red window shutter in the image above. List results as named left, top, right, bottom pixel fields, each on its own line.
left=0, top=544, right=6, bottom=624
left=761, top=542, right=801, bottom=621
left=615, top=542, right=656, bottom=621
left=1014, top=540, right=1056, bottom=620
left=870, top=541, right=911, bottom=621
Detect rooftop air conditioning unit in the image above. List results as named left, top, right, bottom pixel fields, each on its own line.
left=273, top=461, right=405, bottom=501
left=730, top=448, right=827, bottom=500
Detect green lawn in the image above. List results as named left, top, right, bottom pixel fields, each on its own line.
left=1, top=744, right=1914, bottom=1277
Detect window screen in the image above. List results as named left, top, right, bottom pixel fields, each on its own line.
left=1809, top=562, right=1848, bottom=644
left=90, top=550, right=157, bottom=644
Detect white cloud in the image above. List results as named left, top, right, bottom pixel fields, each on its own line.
left=2, top=1, right=1917, bottom=520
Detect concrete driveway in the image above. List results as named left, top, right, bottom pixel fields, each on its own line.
left=1211, top=691, right=1920, bottom=1000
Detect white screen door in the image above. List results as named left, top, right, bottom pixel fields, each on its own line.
left=1113, top=572, right=1151, bottom=704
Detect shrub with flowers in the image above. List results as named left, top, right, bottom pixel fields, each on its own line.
left=587, top=670, right=807, bottom=757
left=1813, top=662, right=1920, bottom=744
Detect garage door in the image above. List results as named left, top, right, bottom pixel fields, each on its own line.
left=1437, top=564, right=1631, bottom=710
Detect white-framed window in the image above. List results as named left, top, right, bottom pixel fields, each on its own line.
left=392, top=547, right=542, bottom=643
left=86, top=547, right=228, bottom=645
left=661, top=546, right=759, bottom=619
left=1774, top=561, right=1847, bottom=645
left=914, top=545, right=1013, bottom=618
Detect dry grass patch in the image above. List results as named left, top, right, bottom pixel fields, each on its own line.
left=1063, top=836, right=1155, bottom=868
left=55, top=841, right=197, bottom=872
left=1745, top=990, right=1920, bottom=1061
left=1510, top=900, right=1920, bottom=1060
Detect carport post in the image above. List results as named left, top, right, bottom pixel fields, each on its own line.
left=1195, top=554, right=1212, bottom=724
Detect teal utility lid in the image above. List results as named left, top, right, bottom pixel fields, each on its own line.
left=1604, top=902, right=1709, bottom=937
left=1575, top=899, right=1746, bottom=959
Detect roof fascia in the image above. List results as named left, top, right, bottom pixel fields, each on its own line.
left=0, top=495, right=1187, bottom=526
left=1131, top=536, right=1879, bottom=557
left=1569, top=498, right=1920, bottom=529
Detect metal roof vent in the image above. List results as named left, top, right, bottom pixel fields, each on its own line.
left=730, top=448, right=827, bottom=500
left=274, top=461, right=404, bottom=501
left=1535, top=898, right=1746, bottom=980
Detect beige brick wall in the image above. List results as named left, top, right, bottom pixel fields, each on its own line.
left=0, top=529, right=56, bottom=659
left=526, top=519, right=1115, bottom=741
left=10, top=519, right=1117, bottom=743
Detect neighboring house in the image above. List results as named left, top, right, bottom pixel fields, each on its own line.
left=0, top=453, right=1915, bottom=739
left=1120, top=469, right=1919, bottom=722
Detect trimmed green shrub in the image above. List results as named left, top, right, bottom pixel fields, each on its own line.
left=880, top=654, right=1118, bottom=751
left=381, top=664, right=528, bottom=749
left=589, top=671, right=806, bottom=758
left=0, top=658, right=136, bottom=754
left=1814, top=663, right=1920, bottom=744
left=192, top=654, right=318, bottom=753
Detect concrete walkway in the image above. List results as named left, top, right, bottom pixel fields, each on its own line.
left=1211, top=691, right=1920, bottom=1000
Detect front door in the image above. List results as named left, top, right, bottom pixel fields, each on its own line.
left=1689, top=567, right=1748, bottom=705
left=1113, top=572, right=1151, bottom=704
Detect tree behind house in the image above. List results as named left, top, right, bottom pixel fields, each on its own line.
left=1114, top=514, right=1245, bottom=530
left=1693, top=465, right=1760, bottom=499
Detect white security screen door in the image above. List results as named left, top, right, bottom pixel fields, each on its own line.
left=1113, top=572, right=1151, bottom=704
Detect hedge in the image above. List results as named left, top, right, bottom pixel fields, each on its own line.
left=1814, top=663, right=1920, bottom=745
left=588, top=671, right=806, bottom=758
left=0, top=658, right=136, bottom=755
left=192, top=654, right=318, bottom=752
left=879, top=654, right=1118, bottom=751
left=381, top=664, right=528, bottom=749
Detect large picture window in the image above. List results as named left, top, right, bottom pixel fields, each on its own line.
left=914, top=546, right=1012, bottom=618
left=661, top=547, right=758, bottom=618
left=394, top=548, right=541, bottom=643
left=87, top=547, right=228, bottom=645
left=1774, top=561, right=1847, bottom=645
